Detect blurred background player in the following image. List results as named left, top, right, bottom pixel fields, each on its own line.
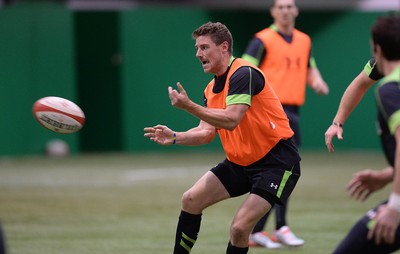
left=325, top=14, right=400, bottom=254
left=242, top=0, right=329, bottom=248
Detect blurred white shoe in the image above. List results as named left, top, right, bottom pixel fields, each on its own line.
left=274, top=226, right=304, bottom=247
left=249, top=231, right=282, bottom=249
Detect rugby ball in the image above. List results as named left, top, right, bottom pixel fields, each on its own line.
left=32, top=96, right=85, bottom=134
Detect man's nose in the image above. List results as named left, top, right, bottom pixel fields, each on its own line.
left=196, top=48, right=202, bottom=57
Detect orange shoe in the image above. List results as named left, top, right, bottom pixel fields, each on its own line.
left=249, top=231, right=282, bottom=249
left=248, top=238, right=259, bottom=247
left=274, top=226, right=304, bottom=247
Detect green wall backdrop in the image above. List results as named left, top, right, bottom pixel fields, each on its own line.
left=75, top=11, right=123, bottom=152
left=0, top=2, right=387, bottom=156
left=0, top=2, right=78, bottom=156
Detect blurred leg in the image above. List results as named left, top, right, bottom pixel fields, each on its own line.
left=251, top=210, right=270, bottom=233
left=0, top=224, right=6, bottom=254
left=333, top=204, right=400, bottom=254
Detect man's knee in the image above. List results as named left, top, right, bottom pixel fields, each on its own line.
left=181, top=190, right=193, bottom=204
left=181, top=190, right=203, bottom=213
left=230, top=220, right=251, bottom=244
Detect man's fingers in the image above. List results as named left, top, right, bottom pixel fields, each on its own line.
left=153, top=124, right=166, bottom=129
left=367, top=221, right=379, bottom=244
left=324, top=132, right=334, bottom=152
left=347, top=181, right=361, bottom=198
left=144, top=127, right=154, bottom=132
left=176, top=82, right=186, bottom=94
left=337, top=130, right=343, bottom=140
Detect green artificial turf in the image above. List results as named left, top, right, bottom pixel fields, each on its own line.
left=0, top=151, right=395, bottom=254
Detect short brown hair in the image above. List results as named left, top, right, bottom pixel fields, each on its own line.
left=371, top=14, right=400, bottom=60
left=192, top=22, right=233, bottom=54
left=270, top=0, right=297, bottom=9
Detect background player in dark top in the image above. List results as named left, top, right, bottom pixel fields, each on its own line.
left=325, top=14, right=400, bottom=254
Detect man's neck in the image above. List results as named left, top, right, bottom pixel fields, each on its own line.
left=382, top=60, right=400, bottom=76
left=274, top=23, right=295, bottom=36
left=215, top=55, right=234, bottom=77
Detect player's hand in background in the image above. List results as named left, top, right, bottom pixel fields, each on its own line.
left=311, top=78, right=329, bottom=95
left=368, top=204, right=400, bottom=245
left=325, top=124, right=343, bottom=152
left=347, top=168, right=392, bottom=202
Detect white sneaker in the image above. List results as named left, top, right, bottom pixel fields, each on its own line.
left=249, top=231, right=282, bottom=249
left=274, top=226, right=304, bottom=247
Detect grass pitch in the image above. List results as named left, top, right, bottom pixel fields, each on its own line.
left=0, top=151, right=395, bottom=254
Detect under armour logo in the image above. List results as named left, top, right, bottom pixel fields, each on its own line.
left=270, top=183, right=278, bottom=189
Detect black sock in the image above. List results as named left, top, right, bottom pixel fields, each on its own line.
left=252, top=211, right=270, bottom=233
left=275, top=203, right=287, bottom=230
left=226, top=241, right=249, bottom=254
left=173, top=210, right=202, bottom=254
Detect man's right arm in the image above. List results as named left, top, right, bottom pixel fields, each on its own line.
left=331, top=70, right=376, bottom=127
left=324, top=61, right=377, bottom=152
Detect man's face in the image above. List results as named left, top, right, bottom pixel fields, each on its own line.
left=195, top=35, right=227, bottom=75
left=270, top=0, right=298, bottom=27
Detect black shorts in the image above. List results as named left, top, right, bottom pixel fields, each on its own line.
left=211, top=138, right=301, bottom=206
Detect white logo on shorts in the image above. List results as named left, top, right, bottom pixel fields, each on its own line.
left=270, top=183, right=278, bottom=189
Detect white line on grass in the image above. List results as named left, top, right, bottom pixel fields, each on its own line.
left=0, top=167, right=204, bottom=188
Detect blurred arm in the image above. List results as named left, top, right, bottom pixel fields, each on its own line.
left=347, top=166, right=393, bottom=201
left=332, top=71, right=376, bottom=125
left=391, top=126, right=400, bottom=195
left=307, top=67, right=329, bottom=95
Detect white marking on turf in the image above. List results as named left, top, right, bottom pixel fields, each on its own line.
left=123, top=167, right=196, bottom=182
left=0, top=167, right=204, bottom=187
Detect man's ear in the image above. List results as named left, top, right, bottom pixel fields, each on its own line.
left=221, top=41, right=229, bottom=52
left=375, top=44, right=382, bottom=57
left=293, top=6, right=299, bottom=18
left=270, top=7, right=276, bottom=19
left=370, top=39, right=379, bottom=57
